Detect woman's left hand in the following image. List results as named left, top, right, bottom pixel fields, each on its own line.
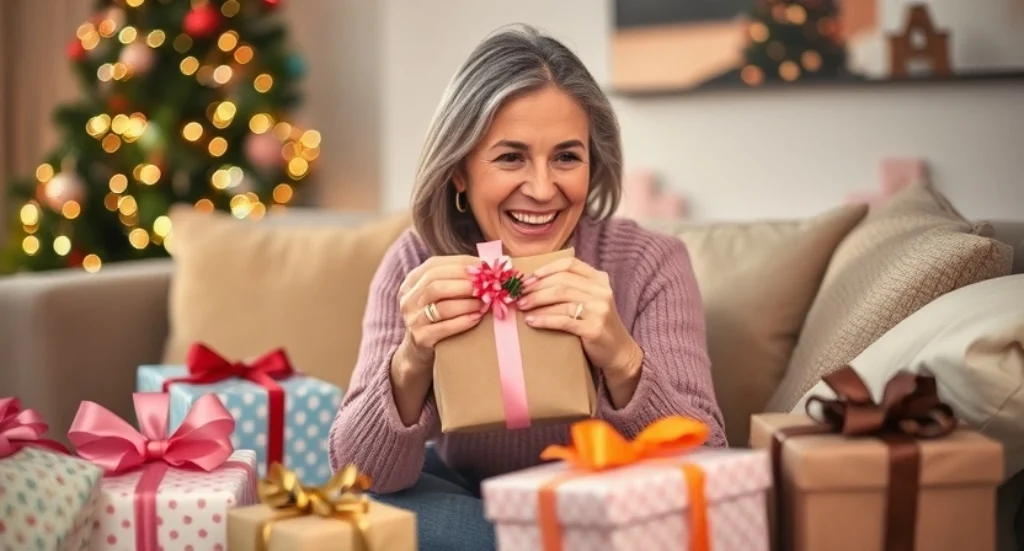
left=516, top=257, right=641, bottom=383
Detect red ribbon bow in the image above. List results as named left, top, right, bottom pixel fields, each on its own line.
left=469, top=256, right=521, bottom=320
left=68, top=392, right=239, bottom=551
left=68, top=392, right=235, bottom=475
left=0, top=397, right=70, bottom=459
left=162, top=343, right=294, bottom=471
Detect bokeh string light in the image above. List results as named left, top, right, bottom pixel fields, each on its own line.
left=5, top=0, right=316, bottom=273
left=740, top=0, right=846, bottom=87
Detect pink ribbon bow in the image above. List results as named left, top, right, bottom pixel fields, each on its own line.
left=0, top=397, right=70, bottom=459
left=68, top=392, right=235, bottom=474
left=68, top=393, right=238, bottom=551
left=469, top=253, right=520, bottom=320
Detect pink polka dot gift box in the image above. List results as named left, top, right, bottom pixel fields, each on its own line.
left=68, top=392, right=258, bottom=551
left=482, top=417, right=772, bottom=551
left=0, top=398, right=104, bottom=551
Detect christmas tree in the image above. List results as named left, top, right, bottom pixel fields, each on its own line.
left=2, top=0, right=318, bottom=274
left=739, top=0, right=847, bottom=86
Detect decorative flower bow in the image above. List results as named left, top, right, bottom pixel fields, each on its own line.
left=68, top=392, right=235, bottom=474
left=803, top=365, right=957, bottom=439
left=469, top=256, right=525, bottom=320
left=160, top=343, right=295, bottom=392
left=540, top=415, right=709, bottom=471
left=0, top=397, right=70, bottom=459
left=257, top=463, right=373, bottom=551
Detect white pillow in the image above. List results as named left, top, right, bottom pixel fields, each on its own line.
left=792, top=274, right=1024, bottom=479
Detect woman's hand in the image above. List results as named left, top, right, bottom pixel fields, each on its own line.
left=516, top=258, right=643, bottom=389
left=395, top=255, right=485, bottom=373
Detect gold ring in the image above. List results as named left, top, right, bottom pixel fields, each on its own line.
left=424, top=303, right=439, bottom=323
left=572, top=303, right=584, bottom=320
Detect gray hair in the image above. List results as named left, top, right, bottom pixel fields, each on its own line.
left=410, top=24, right=623, bottom=255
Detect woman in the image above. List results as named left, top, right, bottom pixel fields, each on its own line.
left=328, top=24, right=726, bottom=550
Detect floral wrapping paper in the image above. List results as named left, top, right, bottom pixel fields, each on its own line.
left=482, top=448, right=771, bottom=551
left=88, top=450, right=258, bottom=551
left=137, top=365, right=342, bottom=485
left=0, top=447, right=103, bottom=551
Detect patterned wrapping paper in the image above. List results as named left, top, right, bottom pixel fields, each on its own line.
left=137, top=365, right=342, bottom=485
left=89, top=450, right=258, bottom=551
left=482, top=448, right=771, bottom=551
left=0, top=447, right=103, bottom=551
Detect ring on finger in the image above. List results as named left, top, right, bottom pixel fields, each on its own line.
left=424, top=303, right=440, bottom=323
left=571, top=302, right=584, bottom=320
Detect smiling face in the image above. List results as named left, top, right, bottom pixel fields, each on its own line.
left=453, top=86, right=590, bottom=258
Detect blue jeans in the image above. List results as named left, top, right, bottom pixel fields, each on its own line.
left=372, top=446, right=497, bottom=551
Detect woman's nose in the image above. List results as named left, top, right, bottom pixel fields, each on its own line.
left=521, top=164, right=557, bottom=202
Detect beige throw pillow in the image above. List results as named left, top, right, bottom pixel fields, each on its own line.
left=792, top=274, right=1024, bottom=478
left=163, top=207, right=411, bottom=390
left=673, top=204, right=868, bottom=446
left=767, top=182, right=1014, bottom=411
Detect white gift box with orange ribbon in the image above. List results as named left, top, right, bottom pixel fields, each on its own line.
left=481, top=418, right=772, bottom=551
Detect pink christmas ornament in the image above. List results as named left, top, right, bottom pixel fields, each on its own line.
left=119, top=42, right=155, bottom=74
left=244, top=133, right=281, bottom=172
left=44, top=172, right=86, bottom=210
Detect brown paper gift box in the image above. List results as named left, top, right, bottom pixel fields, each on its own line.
left=227, top=500, right=416, bottom=550
left=433, top=247, right=597, bottom=433
left=750, top=413, right=1004, bottom=551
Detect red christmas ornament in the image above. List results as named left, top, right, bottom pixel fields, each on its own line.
left=108, top=94, right=129, bottom=113
left=263, top=0, right=281, bottom=8
left=67, top=248, right=86, bottom=268
left=67, top=38, right=86, bottom=62
left=183, top=4, right=220, bottom=38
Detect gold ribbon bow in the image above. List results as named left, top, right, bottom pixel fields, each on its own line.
left=257, top=462, right=374, bottom=551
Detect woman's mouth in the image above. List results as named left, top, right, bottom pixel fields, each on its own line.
left=505, top=210, right=560, bottom=236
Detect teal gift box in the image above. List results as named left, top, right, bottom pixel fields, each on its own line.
left=136, top=345, right=343, bottom=485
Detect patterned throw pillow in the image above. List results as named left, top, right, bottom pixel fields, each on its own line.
left=766, top=181, right=1014, bottom=413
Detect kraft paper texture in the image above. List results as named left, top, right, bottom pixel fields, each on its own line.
left=227, top=501, right=416, bottom=551
left=750, top=413, right=1004, bottom=551
left=434, top=247, right=597, bottom=433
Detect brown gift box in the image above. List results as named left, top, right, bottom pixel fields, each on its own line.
left=227, top=500, right=416, bottom=550
left=433, top=247, right=597, bottom=433
left=750, top=412, right=1004, bottom=551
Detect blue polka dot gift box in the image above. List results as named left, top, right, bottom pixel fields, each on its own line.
left=0, top=398, right=103, bottom=551
left=136, top=343, right=343, bottom=486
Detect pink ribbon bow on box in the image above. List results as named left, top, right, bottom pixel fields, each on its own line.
left=68, top=393, right=241, bottom=550
left=0, top=397, right=70, bottom=459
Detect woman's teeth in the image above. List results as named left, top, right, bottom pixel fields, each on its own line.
left=509, top=211, right=556, bottom=225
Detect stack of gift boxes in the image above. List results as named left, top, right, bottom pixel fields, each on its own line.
left=1, top=242, right=1007, bottom=550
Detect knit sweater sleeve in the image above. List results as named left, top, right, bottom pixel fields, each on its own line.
left=595, top=234, right=728, bottom=448
left=328, top=230, right=440, bottom=493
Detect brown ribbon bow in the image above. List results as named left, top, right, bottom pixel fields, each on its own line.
left=257, top=463, right=374, bottom=551
left=772, top=365, right=958, bottom=551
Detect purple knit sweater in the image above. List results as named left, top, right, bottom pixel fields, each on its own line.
left=328, top=217, right=726, bottom=493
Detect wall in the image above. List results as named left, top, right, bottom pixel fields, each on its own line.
left=378, top=0, right=1024, bottom=222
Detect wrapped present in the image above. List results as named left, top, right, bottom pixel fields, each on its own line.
left=68, top=392, right=258, bottom=550
left=137, top=343, right=342, bottom=485
left=482, top=416, right=771, bottom=551
left=433, top=240, right=596, bottom=433
left=749, top=366, right=1005, bottom=551
left=0, top=398, right=103, bottom=551
left=227, top=463, right=416, bottom=550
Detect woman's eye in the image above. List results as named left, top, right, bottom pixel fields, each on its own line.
left=555, top=152, right=581, bottom=164
left=495, top=153, right=523, bottom=163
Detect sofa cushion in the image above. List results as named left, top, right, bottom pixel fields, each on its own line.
left=163, top=206, right=411, bottom=390
left=667, top=204, right=868, bottom=446
left=792, top=274, right=1024, bottom=479
left=767, top=181, right=1014, bottom=412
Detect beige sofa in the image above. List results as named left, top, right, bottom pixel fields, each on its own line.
left=1, top=185, right=1022, bottom=548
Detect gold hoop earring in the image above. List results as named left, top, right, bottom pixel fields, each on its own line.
left=455, top=191, right=467, bottom=213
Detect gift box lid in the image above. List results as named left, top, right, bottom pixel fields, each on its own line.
left=750, top=413, right=1005, bottom=491
left=481, top=448, right=770, bottom=527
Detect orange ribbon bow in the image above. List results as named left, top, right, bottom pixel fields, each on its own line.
left=537, top=416, right=711, bottom=551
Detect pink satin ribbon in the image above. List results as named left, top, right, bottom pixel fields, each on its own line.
left=0, top=397, right=70, bottom=458
left=477, top=241, right=531, bottom=430
left=69, top=393, right=236, bottom=550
